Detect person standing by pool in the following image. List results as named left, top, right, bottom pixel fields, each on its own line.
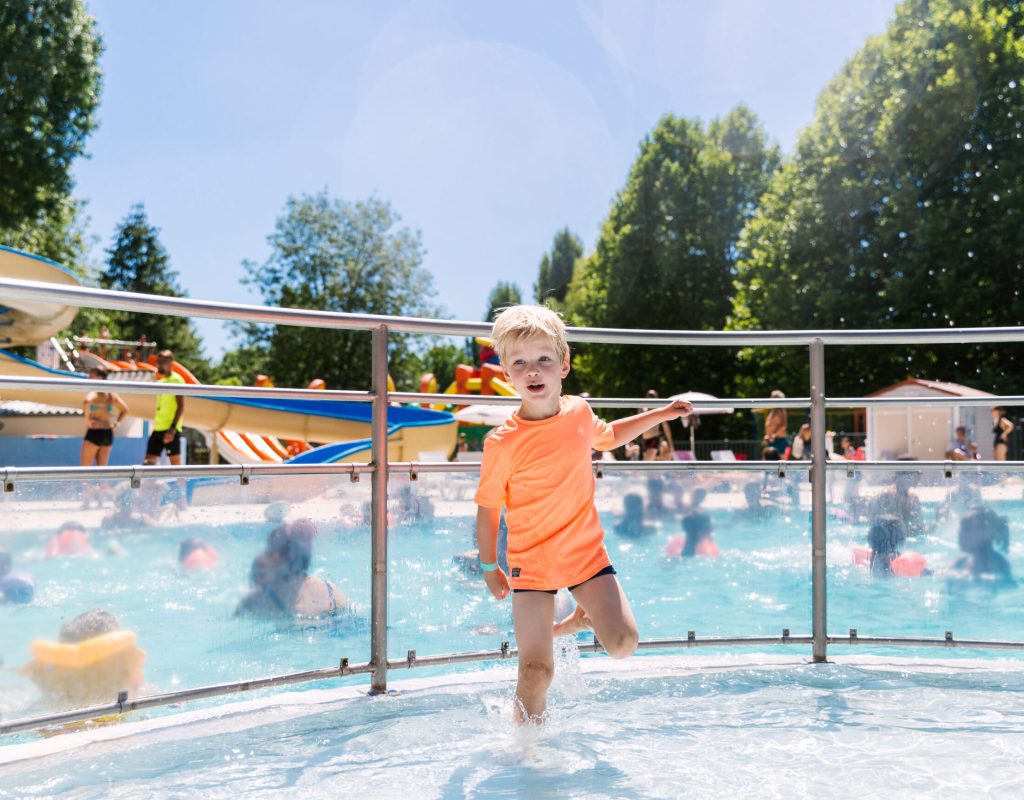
left=81, top=367, right=129, bottom=467
left=762, top=389, right=789, bottom=454
left=474, top=305, right=692, bottom=723
left=144, top=350, right=186, bottom=466
left=991, top=407, right=1014, bottom=461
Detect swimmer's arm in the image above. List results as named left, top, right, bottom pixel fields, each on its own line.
left=604, top=400, right=693, bottom=449
left=476, top=505, right=509, bottom=599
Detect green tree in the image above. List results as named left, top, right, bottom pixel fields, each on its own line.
left=565, top=106, right=779, bottom=420
left=732, top=0, right=1024, bottom=397
left=0, top=0, right=103, bottom=230
left=484, top=281, right=523, bottom=322
left=534, top=228, right=583, bottom=304
left=99, top=205, right=208, bottom=377
left=237, top=191, right=438, bottom=390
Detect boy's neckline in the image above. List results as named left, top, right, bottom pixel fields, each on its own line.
left=513, top=394, right=571, bottom=423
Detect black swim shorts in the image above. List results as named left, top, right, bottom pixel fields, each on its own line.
left=84, top=428, right=114, bottom=447
left=146, top=428, right=182, bottom=457
left=512, top=564, right=617, bottom=595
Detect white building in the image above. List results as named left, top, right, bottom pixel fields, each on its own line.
left=865, top=378, right=996, bottom=461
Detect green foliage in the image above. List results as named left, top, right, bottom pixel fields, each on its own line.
left=0, top=0, right=103, bottom=230
left=732, top=0, right=1024, bottom=397
left=564, top=106, right=780, bottom=429
left=99, top=205, right=209, bottom=378
left=232, top=191, right=438, bottom=390
left=413, top=342, right=469, bottom=392
left=483, top=281, right=523, bottom=322
left=534, top=228, right=583, bottom=303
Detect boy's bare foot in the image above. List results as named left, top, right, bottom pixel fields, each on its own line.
left=553, top=604, right=591, bottom=637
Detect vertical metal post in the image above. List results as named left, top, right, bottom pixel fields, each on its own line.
left=809, top=338, right=828, bottom=662
left=370, top=325, right=390, bottom=693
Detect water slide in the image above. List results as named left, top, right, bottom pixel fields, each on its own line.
left=0, top=247, right=457, bottom=462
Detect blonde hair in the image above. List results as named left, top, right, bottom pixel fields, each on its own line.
left=491, top=305, right=569, bottom=364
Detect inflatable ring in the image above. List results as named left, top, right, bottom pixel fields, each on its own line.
left=30, top=630, right=137, bottom=668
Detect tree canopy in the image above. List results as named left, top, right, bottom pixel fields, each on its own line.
left=99, top=205, right=208, bottom=376
left=233, top=191, right=438, bottom=390
left=534, top=228, right=583, bottom=304
left=732, top=0, right=1024, bottom=397
left=0, top=0, right=103, bottom=231
left=564, top=106, right=780, bottom=409
left=484, top=281, right=523, bottom=322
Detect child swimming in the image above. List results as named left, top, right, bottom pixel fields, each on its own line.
left=474, top=305, right=692, bottom=723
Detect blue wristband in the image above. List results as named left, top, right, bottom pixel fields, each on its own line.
left=480, top=561, right=498, bottom=572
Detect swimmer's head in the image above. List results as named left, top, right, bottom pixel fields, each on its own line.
left=491, top=305, right=569, bottom=366
left=178, top=537, right=207, bottom=563
left=59, top=610, right=121, bottom=643
left=682, top=512, right=712, bottom=539
left=622, top=493, right=644, bottom=519
left=868, top=515, right=904, bottom=557
left=959, top=506, right=1010, bottom=554
left=58, top=520, right=87, bottom=537
left=1, top=572, right=34, bottom=604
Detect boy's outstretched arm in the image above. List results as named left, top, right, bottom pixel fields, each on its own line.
left=605, top=399, right=693, bottom=449
left=476, top=505, right=510, bottom=599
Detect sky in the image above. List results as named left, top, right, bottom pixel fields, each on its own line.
left=73, top=0, right=899, bottom=358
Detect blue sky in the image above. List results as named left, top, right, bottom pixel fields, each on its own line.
left=74, top=0, right=898, bottom=358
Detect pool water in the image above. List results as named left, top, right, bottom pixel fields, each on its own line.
left=2, top=469, right=1024, bottom=738
left=3, top=654, right=1024, bottom=798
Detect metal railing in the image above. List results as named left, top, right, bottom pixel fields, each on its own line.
left=2, top=273, right=1024, bottom=735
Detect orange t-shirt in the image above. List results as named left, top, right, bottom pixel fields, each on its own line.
left=474, top=395, right=615, bottom=590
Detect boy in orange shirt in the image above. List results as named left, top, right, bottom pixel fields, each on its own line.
left=475, top=305, right=692, bottom=723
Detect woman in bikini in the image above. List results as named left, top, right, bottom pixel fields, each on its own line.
left=81, top=367, right=129, bottom=467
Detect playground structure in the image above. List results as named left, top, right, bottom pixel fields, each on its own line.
left=0, top=247, right=457, bottom=464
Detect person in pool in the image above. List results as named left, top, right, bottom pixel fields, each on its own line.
left=474, top=304, right=693, bottom=723
left=951, top=506, right=1014, bottom=586
left=614, top=493, right=656, bottom=539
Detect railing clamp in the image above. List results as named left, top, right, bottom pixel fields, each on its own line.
left=944, top=460, right=953, bottom=480
left=130, top=466, right=141, bottom=490
left=117, top=690, right=128, bottom=712
left=782, top=628, right=790, bottom=643
left=500, top=640, right=510, bottom=659
left=687, top=630, right=696, bottom=646
left=777, top=462, right=786, bottom=480
left=339, top=657, right=350, bottom=675
left=240, top=465, right=252, bottom=486
left=849, top=628, right=858, bottom=642
left=945, top=630, right=954, bottom=645
left=350, top=470, right=360, bottom=483
left=846, top=463, right=855, bottom=479
left=3, top=469, right=14, bottom=494
left=407, top=649, right=416, bottom=668
left=595, top=462, right=604, bottom=480
left=409, top=463, right=418, bottom=481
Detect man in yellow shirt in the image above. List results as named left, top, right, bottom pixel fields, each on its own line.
left=143, top=349, right=186, bottom=466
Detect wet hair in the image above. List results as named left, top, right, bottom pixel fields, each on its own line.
left=681, top=512, right=713, bottom=557
left=491, top=305, right=569, bottom=365
left=622, top=493, right=644, bottom=519
left=59, top=610, right=121, bottom=643
left=959, top=506, right=1010, bottom=554
left=868, top=515, right=904, bottom=574
left=761, top=446, right=780, bottom=461
left=58, top=520, right=87, bottom=535
left=178, top=537, right=205, bottom=563
left=0, top=547, right=10, bottom=579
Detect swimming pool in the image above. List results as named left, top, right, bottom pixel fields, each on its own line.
left=2, top=465, right=1024, bottom=792
left=4, top=654, right=1024, bottom=798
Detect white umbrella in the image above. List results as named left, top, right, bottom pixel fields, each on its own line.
left=452, top=404, right=516, bottom=427
left=670, top=391, right=735, bottom=456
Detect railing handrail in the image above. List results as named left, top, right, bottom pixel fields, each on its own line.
left=3, top=275, right=1024, bottom=345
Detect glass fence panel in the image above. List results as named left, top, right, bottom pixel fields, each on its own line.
left=385, top=466, right=813, bottom=662
left=827, top=467, right=1024, bottom=648
left=0, top=472, right=370, bottom=726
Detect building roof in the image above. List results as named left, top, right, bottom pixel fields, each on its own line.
left=866, top=377, right=997, bottom=399
left=0, top=400, right=81, bottom=417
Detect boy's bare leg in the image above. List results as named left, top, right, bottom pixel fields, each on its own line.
left=512, top=591, right=556, bottom=723
left=563, top=575, right=639, bottom=659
